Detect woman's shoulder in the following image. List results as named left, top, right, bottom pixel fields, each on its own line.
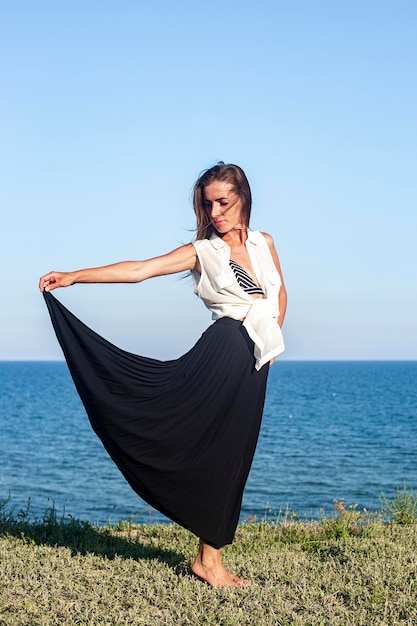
left=192, top=238, right=211, bottom=250
left=193, top=234, right=229, bottom=251
left=249, top=230, right=274, bottom=247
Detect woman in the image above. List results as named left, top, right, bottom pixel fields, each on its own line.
left=39, top=162, right=287, bottom=587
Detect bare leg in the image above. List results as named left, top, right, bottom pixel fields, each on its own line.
left=191, top=539, right=251, bottom=587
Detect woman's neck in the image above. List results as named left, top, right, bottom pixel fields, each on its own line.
left=219, top=226, right=248, bottom=246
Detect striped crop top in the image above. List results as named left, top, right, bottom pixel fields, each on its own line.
left=229, top=259, right=265, bottom=296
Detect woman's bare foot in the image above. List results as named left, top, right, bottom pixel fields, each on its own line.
left=191, top=540, right=251, bottom=587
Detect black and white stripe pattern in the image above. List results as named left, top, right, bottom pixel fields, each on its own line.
left=229, top=259, right=265, bottom=295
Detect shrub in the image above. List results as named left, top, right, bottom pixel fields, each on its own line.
left=379, top=482, right=417, bottom=525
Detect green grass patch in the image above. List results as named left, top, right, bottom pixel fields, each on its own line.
left=1, top=493, right=417, bottom=625
left=379, top=483, right=417, bottom=525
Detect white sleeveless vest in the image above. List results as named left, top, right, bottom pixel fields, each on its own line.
left=192, top=230, right=285, bottom=370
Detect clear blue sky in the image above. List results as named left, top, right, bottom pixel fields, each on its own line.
left=1, top=0, right=416, bottom=360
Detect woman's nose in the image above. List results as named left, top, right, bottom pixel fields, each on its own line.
left=210, top=202, right=221, bottom=217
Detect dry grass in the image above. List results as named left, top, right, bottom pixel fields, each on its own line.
left=1, top=502, right=417, bottom=625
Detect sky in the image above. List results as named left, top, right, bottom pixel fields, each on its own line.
left=1, top=0, right=416, bottom=361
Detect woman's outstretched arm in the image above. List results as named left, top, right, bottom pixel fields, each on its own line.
left=39, top=244, right=197, bottom=292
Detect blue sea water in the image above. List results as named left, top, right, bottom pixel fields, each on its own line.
left=1, top=360, right=416, bottom=525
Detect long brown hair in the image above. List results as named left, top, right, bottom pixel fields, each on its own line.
left=193, top=162, right=252, bottom=240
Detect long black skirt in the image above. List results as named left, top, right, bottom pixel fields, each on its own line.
left=43, top=292, right=269, bottom=548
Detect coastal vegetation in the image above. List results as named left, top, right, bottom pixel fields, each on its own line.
left=1, top=485, right=417, bottom=625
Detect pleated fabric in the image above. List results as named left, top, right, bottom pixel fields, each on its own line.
left=43, top=292, right=269, bottom=548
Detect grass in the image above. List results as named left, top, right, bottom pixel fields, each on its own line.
left=379, top=483, right=417, bottom=526
left=1, top=491, right=417, bottom=625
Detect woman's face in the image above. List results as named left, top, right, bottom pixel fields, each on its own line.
left=203, top=181, right=244, bottom=235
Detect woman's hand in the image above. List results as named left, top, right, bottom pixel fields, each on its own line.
left=39, top=271, right=75, bottom=292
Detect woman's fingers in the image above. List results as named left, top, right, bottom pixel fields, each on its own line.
left=39, top=272, right=69, bottom=292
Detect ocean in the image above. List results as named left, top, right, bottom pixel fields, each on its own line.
left=1, top=360, right=416, bottom=525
